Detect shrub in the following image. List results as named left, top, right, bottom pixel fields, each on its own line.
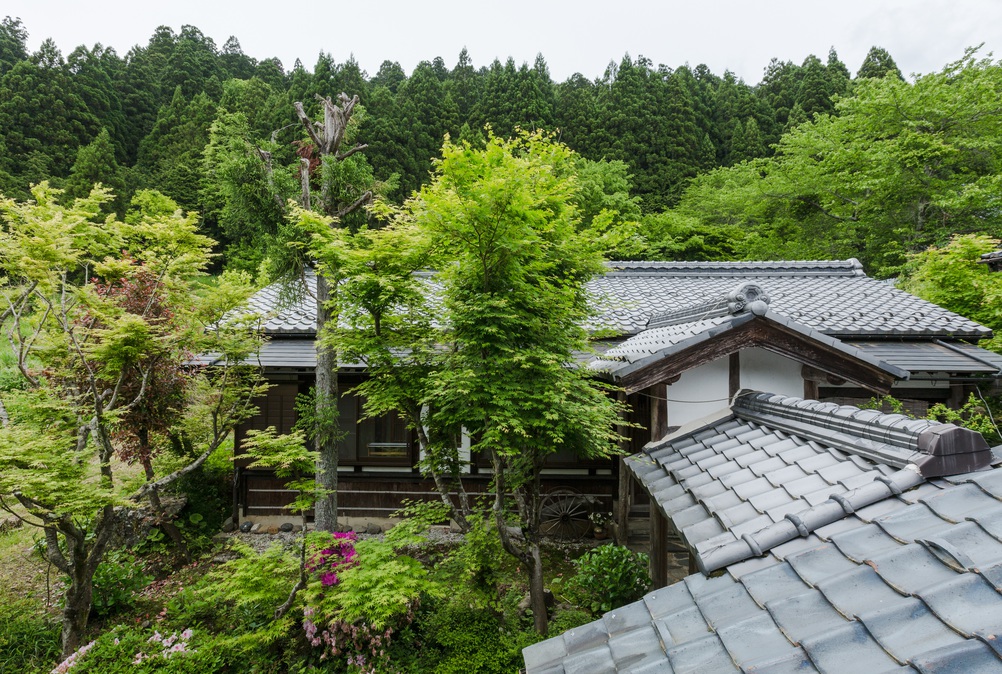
left=417, top=599, right=535, bottom=674
left=562, top=544, right=650, bottom=614
left=168, top=541, right=298, bottom=633
left=302, top=535, right=440, bottom=671
left=90, top=550, right=152, bottom=618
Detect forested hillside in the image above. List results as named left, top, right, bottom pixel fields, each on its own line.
left=1, top=16, right=998, bottom=278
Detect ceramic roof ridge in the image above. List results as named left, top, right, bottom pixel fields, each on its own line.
left=603, top=258, right=866, bottom=277
left=695, top=466, right=925, bottom=574
left=733, top=392, right=993, bottom=477
left=646, top=281, right=771, bottom=329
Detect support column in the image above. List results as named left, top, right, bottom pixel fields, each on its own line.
left=649, top=383, right=668, bottom=442
left=650, top=506, right=668, bottom=588
left=729, top=352, right=741, bottom=399
left=615, top=390, right=631, bottom=545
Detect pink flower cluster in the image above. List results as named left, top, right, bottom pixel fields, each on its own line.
left=50, top=641, right=95, bottom=673
left=301, top=609, right=391, bottom=674
left=132, top=628, right=195, bottom=664
left=307, top=532, right=359, bottom=587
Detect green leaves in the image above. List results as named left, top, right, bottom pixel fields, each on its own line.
left=675, top=49, right=1002, bottom=276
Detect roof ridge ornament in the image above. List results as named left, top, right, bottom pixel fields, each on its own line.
left=647, top=281, right=771, bottom=329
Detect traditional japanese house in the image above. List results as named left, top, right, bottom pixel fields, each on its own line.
left=229, top=259, right=1002, bottom=525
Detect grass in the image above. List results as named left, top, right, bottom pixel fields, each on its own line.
left=0, top=508, right=61, bottom=615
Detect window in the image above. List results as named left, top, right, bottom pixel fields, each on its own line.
left=338, top=390, right=412, bottom=466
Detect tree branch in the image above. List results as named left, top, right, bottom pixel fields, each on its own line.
left=334, top=191, right=372, bottom=219
left=335, top=143, right=368, bottom=162
left=293, top=101, right=323, bottom=150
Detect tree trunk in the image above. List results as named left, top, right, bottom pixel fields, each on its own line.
left=313, top=273, right=339, bottom=531
left=140, top=433, right=190, bottom=564
left=61, top=565, right=94, bottom=657
left=528, top=542, right=549, bottom=635
left=490, top=449, right=549, bottom=635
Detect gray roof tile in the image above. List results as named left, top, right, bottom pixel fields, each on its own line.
left=910, top=640, right=1002, bottom=674
left=741, top=563, right=813, bottom=607
left=920, top=574, right=1002, bottom=638
left=608, top=624, right=666, bottom=670
left=828, top=523, right=902, bottom=562
left=666, top=634, right=740, bottom=673
left=529, top=395, right=1002, bottom=674
left=716, top=613, right=799, bottom=665
left=815, top=565, right=906, bottom=619
left=654, top=605, right=711, bottom=645
left=799, top=621, right=903, bottom=673
left=868, top=544, right=960, bottom=595
left=767, top=588, right=850, bottom=644
left=786, top=544, right=858, bottom=586
left=874, top=504, right=954, bottom=542
left=740, top=649, right=818, bottom=673
left=693, top=584, right=761, bottom=632
left=563, top=645, right=615, bottom=674
left=857, top=597, right=966, bottom=665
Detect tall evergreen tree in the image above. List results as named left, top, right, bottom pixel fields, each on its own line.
left=797, top=54, right=836, bottom=119
left=220, top=36, right=256, bottom=80
left=135, top=87, right=216, bottom=209
left=0, top=38, right=99, bottom=195
left=857, top=46, right=904, bottom=80
left=0, top=15, right=27, bottom=76
left=64, top=127, right=126, bottom=211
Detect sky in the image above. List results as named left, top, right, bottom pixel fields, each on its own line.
left=5, top=0, right=1002, bottom=83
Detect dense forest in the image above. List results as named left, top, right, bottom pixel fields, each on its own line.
left=3, top=16, right=971, bottom=280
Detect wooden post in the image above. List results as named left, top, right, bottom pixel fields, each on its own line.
left=615, top=390, right=631, bottom=545
left=232, top=466, right=241, bottom=524
left=804, top=378, right=819, bottom=401
left=650, top=506, right=668, bottom=588
left=649, top=383, right=668, bottom=442
left=729, top=352, right=741, bottom=399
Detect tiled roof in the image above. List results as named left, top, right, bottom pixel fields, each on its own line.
left=588, top=261, right=988, bottom=339
left=525, top=464, right=1002, bottom=672
left=245, top=274, right=317, bottom=335
left=246, top=261, right=990, bottom=340
left=523, top=392, right=1001, bottom=674
left=853, top=341, right=1002, bottom=375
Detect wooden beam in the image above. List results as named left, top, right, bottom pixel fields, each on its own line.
left=729, top=352, right=741, bottom=399
left=620, top=319, right=897, bottom=396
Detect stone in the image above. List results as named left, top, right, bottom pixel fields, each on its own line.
left=517, top=589, right=555, bottom=616
left=353, top=523, right=367, bottom=534
left=366, top=523, right=382, bottom=535
left=222, top=521, right=236, bottom=533
left=279, top=523, right=294, bottom=533
left=250, top=523, right=262, bottom=534
left=239, top=521, right=253, bottom=533
left=266, top=525, right=279, bottom=535
left=0, top=516, right=23, bottom=535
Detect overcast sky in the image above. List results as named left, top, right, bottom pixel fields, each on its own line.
left=5, top=0, right=1002, bottom=83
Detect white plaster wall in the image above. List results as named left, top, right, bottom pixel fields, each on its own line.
left=741, top=347, right=804, bottom=399
left=666, top=348, right=805, bottom=427
left=666, top=358, right=730, bottom=427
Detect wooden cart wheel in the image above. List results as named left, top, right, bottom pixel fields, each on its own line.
left=539, top=488, right=591, bottom=540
